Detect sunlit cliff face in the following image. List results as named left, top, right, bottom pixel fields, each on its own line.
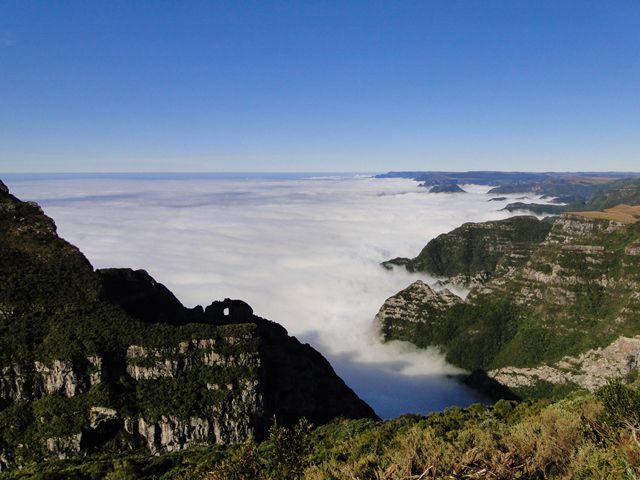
left=6, top=174, right=554, bottom=417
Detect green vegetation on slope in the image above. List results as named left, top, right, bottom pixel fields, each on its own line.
left=4, top=382, right=640, bottom=479
left=383, top=216, right=553, bottom=285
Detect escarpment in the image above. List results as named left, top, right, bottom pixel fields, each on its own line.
left=377, top=211, right=640, bottom=397
left=383, top=216, right=553, bottom=289
left=0, top=182, right=376, bottom=469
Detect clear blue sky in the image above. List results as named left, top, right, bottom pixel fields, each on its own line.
left=1, top=1, right=639, bottom=173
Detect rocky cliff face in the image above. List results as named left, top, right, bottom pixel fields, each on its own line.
left=376, top=280, right=461, bottom=344
left=490, top=335, right=640, bottom=392
left=377, top=211, right=640, bottom=397
left=0, top=182, right=376, bottom=469
left=0, top=356, right=104, bottom=406
left=383, top=216, right=552, bottom=290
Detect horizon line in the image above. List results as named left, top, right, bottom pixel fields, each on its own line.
left=2, top=169, right=640, bottom=177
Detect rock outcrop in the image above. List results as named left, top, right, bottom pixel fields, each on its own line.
left=45, top=434, right=82, bottom=459
left=129, top=416, right=214, bottom=454
left=376, top=280, right=462, bottom=343
left=0, top=356, right=104, bottom=406
left=490, top=336, right=640, bottom=391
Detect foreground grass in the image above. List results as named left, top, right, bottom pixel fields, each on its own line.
left=3, top=382, right=640, bottom=480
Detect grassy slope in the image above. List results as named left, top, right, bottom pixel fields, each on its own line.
left=5, top=382, right=640, bottom=479
left=566, top=204, right=640, bottom=223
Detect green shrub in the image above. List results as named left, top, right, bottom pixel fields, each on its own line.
left=205, top=439, right=264, bottom=480
left=263, top=418, right=312, bottom=480
left=596, top=381, right=640, bottom=426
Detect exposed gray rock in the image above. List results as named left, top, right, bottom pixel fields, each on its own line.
left=87, top=355, right=104, bottom=385
left=0, top=365, right=28, bottom=404
left=90, top=406, right=118, bottom=429
left=134, top=416, right=211, bottom=454
left=45, top=433, right=82, bottom=459
left=35, top=359, right=84, bottom=397
left=127, top=377, right=263, bottom=455
left=375, top=280, right=462, bottom=328
left=626, top=242, right=640, bottom=256
left=561, top=244, right=605, bottom=254
left=490, top=336, right=640, bottom=391
left=211, top=378, right=263, bottom=444
left=0, top=448, right=14, bottom=471
left=125, top=338, right=259, bottom=381
left=0, top=356, right=105, bottom=406
left=549, top=214, right=627, bottom=240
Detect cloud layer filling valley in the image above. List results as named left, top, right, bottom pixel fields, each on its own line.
left=7, top=175, right=551, bottom=417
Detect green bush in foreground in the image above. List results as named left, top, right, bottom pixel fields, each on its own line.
left=596, top=380, right=640, bottom=427
left=4, top=383, right=640, bottom=480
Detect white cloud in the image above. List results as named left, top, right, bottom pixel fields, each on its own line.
left=6, top=175, right=552, bottom=418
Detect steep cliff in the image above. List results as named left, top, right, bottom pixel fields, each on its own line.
left=0, top=182, right=376, bottom=469
left=375, top=280, right=462, bottom=345
left=377, top=211, right=640, bottom=397
left=383, top=216, right=552, bottom=289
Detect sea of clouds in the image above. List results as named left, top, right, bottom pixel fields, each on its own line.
left=5, top=173, right=554, bottom=418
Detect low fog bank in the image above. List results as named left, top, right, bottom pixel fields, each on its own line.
left=6, top=175, right=551, bottom=418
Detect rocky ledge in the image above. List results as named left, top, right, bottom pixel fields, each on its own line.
left=490, top=336, right=640, bottom=391
left=376, top=280, right=461, bottom=341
